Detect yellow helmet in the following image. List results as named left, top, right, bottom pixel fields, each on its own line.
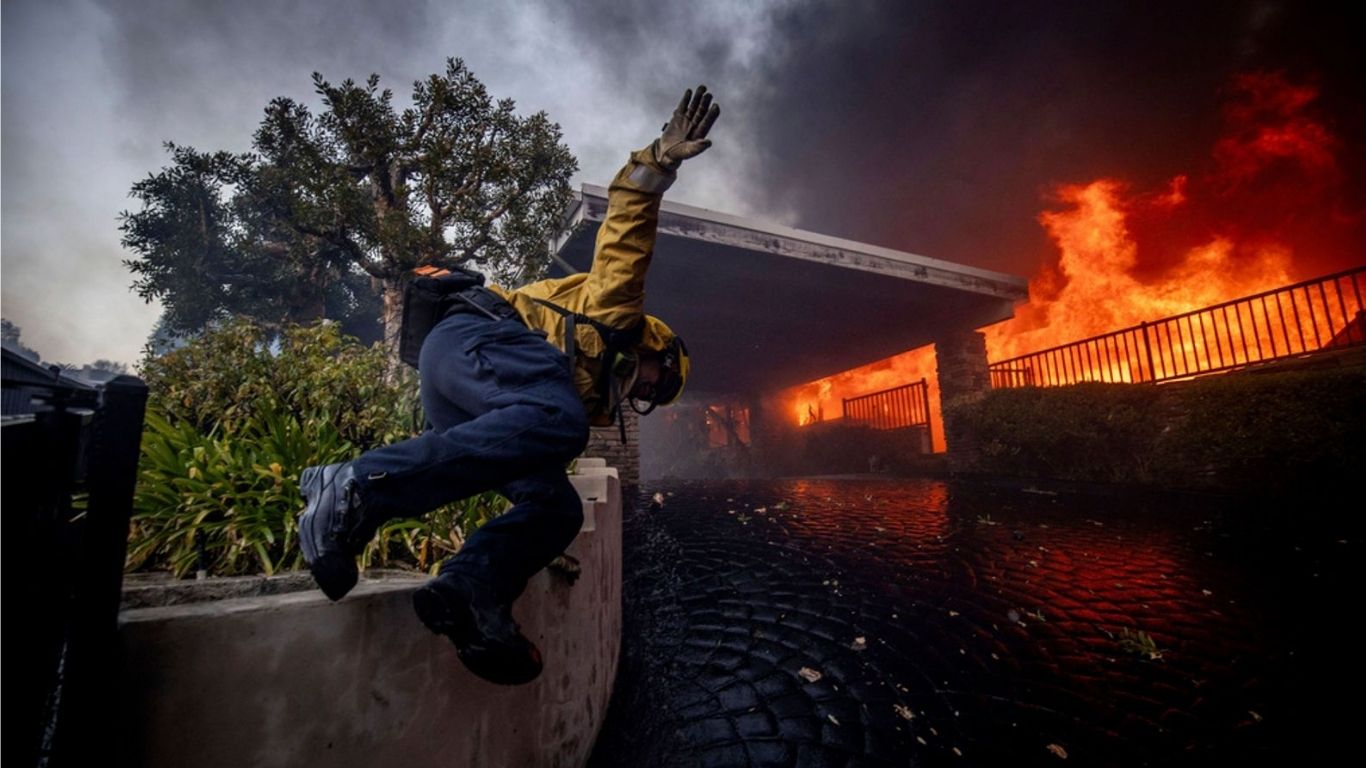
left=632, top=315, right=690, bottom=410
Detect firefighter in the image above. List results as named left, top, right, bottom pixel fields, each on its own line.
left=297, top=86, right=719, bottom=685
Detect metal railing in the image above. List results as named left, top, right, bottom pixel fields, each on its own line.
left=843, top=379, right=932, bottom=436
left=3, top=347, right=148, bottom=767
left=989, top=266, right=1366, bottom=388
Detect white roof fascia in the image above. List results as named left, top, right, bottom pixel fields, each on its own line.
left=564, top=184, right=1029, bottom=301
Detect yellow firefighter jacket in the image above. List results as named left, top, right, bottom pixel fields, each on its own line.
left=488, top=147, right=676, bottom=426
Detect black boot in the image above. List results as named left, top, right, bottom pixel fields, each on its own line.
left=412, top=572, right=544, bottom=686
left=297, top=462, right=376, bottom=601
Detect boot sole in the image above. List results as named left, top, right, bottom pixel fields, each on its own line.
left=412, top=580, right=543, bottom=686
left=412, top=580, right=478, bottom=646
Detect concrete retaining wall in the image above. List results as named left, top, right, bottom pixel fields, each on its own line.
left=117, top=462, right=621, bottom=768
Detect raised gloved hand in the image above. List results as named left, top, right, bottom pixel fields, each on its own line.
left=653, top=86, right=721, bottom=170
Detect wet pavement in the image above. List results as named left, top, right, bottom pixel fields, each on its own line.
left=587, top=478, right=1359, bottom=767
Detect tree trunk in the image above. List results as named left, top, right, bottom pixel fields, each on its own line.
left=294, top=261, right=328, bottom=324
left=381, top=278, right=406, bottom=382
left=370, top=159, right=409, bottom=381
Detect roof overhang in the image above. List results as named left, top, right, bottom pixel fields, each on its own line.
left=550, top=185, right=1029, bottom=394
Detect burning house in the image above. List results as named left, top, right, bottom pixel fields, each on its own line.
left=549, top=189, right=1029, bottom=481
left=549, top=70, right=1364, bottom=486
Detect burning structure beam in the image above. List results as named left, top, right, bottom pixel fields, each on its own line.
left=552, top=185, right=1029, bottom=394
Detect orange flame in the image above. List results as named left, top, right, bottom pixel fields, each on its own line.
left=981, top=178, right=1294, bottom=367
left=985, top=71, right=1351, bottom=372
left=775, top=72, right=1358, bottom=447
left=779, top=345, right=944, bottom=452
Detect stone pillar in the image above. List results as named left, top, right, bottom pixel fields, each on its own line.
left=745, top=392, right=791, bottom=477
left=934, top=328, right=990, bottom=472
left=584, top=410, right=639, bottom=491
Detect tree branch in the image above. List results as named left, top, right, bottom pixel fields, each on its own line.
left=455, top=183, right=524, bottom=261
left=411, top=90, right=439, bottom=150
left=288, top=221, right=382, bottom=278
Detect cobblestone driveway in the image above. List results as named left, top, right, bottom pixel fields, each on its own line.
left=588, top=478, right=1358, bottom=767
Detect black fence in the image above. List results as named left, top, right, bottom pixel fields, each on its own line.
left=989, top=266, right=1366, bottom=388
left=2, top=347, right=148, bottom=767
left=842, top=379, right=932, bottom=435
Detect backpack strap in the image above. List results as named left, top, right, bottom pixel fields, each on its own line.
left=531, top=298, right=645, bottom=444
left=530, top=299, right=645, bottom=361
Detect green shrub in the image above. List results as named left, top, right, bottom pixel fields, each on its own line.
left=130, top=319, right=508, bottom=578
left=129, top=404, right=346, bottom=576
left=956, top=383, right=1161, bottom=483
left=140, top=318, right=415, bottom=447
left=1153, top=367, right=1366, bottom=485
left=953, top=366, right=1366, bottom=490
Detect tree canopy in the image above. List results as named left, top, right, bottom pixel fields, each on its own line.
left=2, top=318, right=41, bottom=361
left=122, top=58, right=577, bottom=356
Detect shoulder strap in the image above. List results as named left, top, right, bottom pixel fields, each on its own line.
left=530, top=298, right=644, bottom=360
left=532, top=298, right=644, bottom=445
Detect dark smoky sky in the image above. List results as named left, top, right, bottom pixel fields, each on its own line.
left=702, top=0, right=1363, bottom=276
left=2, top=0, right=1361, bottom=365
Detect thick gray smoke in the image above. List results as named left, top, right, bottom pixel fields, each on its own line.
left=3, top=0, right=1359, bottom=365
left=561, top=0, right=1364, bottom=276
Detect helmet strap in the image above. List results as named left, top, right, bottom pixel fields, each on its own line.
left=629, top=397, right=659, bottom=416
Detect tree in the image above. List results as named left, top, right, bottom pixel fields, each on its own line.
left=61, top=359, right=130, bottom=383
left=144, top=314, right=191, bottom=360
left=121, top=58, right=577, bottom=365
left=2, top=318, right=42, bottom=361
left=122, top=143, right=379, bottom=337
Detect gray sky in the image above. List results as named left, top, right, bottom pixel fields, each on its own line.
left=1, top=0, right=774, bottom=365
left=3, top=0, right=1360, bottom=367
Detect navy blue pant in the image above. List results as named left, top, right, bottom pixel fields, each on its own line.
left=352, top=308, right=590, bottom=604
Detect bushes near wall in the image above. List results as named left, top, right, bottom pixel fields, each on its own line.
left=129, top=319, right=506, bottom=578
left=951, top=366, right=1366, bottom=491
left=795, top=424, right=931, bottom=476
left=139, top=319, right=413, bottom=448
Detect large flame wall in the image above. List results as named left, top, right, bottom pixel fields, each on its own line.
left=779, top=72, right=1362, bottom=449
